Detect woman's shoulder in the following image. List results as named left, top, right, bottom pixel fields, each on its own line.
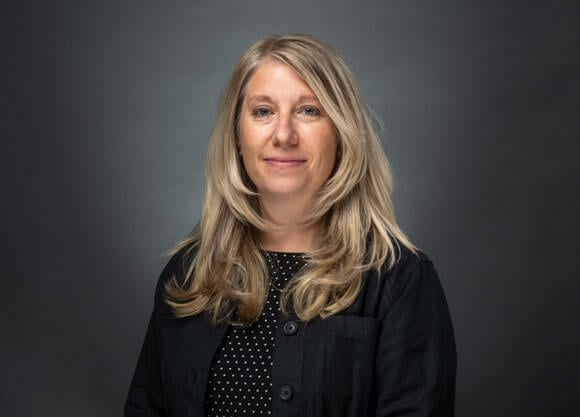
left=153, top=241, right=198, bottom=303
left=163, top=242, right=197, bottom=280
left=376, top=240, right=433, bottom=280
left=358, top=242, right=444, bottom=317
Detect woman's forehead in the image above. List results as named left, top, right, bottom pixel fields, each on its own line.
left=243, top=58, right=320, bottom=104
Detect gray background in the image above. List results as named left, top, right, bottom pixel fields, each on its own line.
left=3, top=1, right=579, bottom=416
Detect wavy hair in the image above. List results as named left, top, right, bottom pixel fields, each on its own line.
left=165, top=34, right=416, bottom=324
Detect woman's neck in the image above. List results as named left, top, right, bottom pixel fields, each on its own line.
left=259, top=197, right=320, bottom=252
left=260, top=222, right=319, bottom=252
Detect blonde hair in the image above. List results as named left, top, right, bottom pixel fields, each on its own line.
left=165, top=34, right=416, bottom=324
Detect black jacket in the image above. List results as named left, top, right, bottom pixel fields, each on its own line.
left=125, top=246, right=456, bottom=417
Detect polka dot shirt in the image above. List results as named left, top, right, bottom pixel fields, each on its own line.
left=205, top=251, right=305, bottom=417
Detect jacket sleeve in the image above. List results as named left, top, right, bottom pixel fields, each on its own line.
left=124, top=274, right=168, bottom=417
left=374, top=259, right=457, bottom=417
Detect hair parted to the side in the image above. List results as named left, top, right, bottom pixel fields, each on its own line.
left=165, top=34, right=417, bottom=325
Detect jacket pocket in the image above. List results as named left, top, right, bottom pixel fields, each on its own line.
left=304, top=315, right=379, bottom=417
left=162, top=370, right=207, bottom=417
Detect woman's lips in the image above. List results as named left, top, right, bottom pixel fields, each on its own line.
left=264, top=158, right=307, bottom=168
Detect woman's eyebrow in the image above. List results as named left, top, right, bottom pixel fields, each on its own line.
left=296, top=95, right=319, bottom=103
left=246, top=95, right=320, bottom=105
left=245, top=95, right=274, bottom=105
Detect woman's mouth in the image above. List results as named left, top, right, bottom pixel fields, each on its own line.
left=264, top=158, right=307, bottom=168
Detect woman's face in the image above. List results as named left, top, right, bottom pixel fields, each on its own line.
left=238, top=58, right=338, bottom=205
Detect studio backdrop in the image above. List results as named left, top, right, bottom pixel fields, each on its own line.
left=3, top=1, right=579, bottom=416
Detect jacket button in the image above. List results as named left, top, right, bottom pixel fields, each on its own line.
left=283, top=320, right=298, bottom=335
left=279, top=384, right=293, bottom=401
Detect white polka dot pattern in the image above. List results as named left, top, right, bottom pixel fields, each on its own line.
left=205, top=252, right=305, bottom=417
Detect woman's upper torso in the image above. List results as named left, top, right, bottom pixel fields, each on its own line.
left=124, top=243, right=456, bottom=417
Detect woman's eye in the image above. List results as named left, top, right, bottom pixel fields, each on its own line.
left=300, top=106, right=321, bottom=116
left=252, top=107, right=272, bottom=118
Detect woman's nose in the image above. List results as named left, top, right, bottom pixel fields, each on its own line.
left=272, top=113, right=298, bottom=146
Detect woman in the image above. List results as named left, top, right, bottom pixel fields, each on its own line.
left=125, top=34, right=456, bottom=417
